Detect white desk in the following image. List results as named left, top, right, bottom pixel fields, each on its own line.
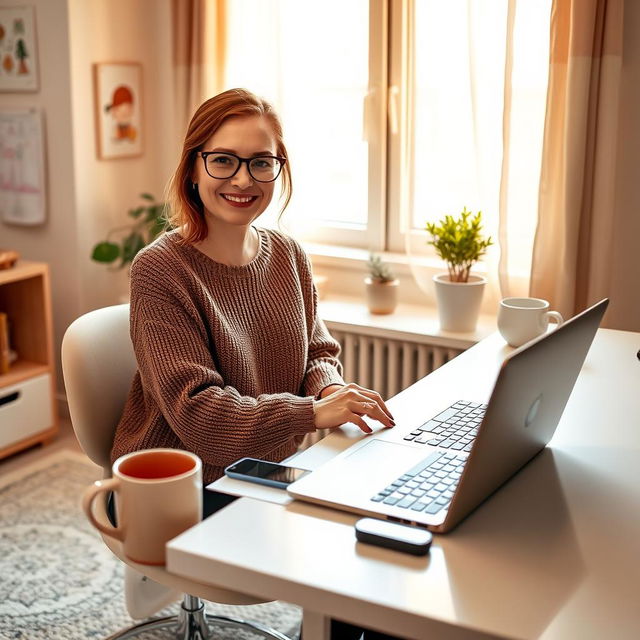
left=167, top=329, right=640, bottom=640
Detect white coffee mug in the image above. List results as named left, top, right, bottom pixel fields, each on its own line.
left=497, top=297, right=564, bottom=347
left=82, top=448, right=202, bottom=565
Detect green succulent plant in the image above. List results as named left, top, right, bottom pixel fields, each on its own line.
left=366, top=253, right=396, bottom=283
left=91, top=193, right=171, bottom=269
left=425, top=207, right=493, bottom=283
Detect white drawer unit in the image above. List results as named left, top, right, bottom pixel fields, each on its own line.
left=0, top=374, right=53, bottom=450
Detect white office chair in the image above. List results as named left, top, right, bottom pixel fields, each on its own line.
left=61, top=303, right=298, bottom=640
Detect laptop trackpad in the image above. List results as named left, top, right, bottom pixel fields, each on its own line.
left=342, top=439, right=428, bottom=477
left=289, top=439, right=430, bottom=504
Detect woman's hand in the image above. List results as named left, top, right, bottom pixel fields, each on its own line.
left=313, top=383, right=395, bottom=433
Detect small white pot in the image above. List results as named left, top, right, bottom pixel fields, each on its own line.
left=365, top=277, right=399, bottom=314
left=433, top=273, right=487, bottom=332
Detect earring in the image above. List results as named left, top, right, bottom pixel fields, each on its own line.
left=192, top=182, right=198, bottom=191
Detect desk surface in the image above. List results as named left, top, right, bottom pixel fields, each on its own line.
left=167, top=329, right=640, bottom=640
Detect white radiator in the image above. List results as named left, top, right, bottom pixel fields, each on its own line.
left=330, top=330, right=463, bottom=400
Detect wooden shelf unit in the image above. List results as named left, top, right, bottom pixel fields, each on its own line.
left=0, top=261, right=58, bottom=458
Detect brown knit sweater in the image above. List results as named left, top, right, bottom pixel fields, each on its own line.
left=111, top=228, right=344, bottom=484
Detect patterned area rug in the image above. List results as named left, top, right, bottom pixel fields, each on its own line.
left=0, top=450, right=301, bottom=639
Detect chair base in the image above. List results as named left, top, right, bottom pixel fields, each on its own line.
left=105, top=594, right=297, bottom=640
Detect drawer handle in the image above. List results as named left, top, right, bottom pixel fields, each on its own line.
left=0, top=391, right=20, bottom=407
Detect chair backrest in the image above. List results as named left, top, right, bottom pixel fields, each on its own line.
left=61, top=304, right=135, bottom=475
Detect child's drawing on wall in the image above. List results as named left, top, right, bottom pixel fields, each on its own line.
left=104, top=85, right=137, bottom=142
left=94, top=62, right=143, bottom=159
left=0, top=6, right=38, bottom=91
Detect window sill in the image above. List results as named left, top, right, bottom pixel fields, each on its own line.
left=319, top=293, right=496, bottom=350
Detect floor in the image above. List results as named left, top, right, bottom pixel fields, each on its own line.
left=0, top=417, right=87, bottom=477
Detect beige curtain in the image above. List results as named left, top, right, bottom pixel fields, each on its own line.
left=172, top=0, right=226, bottom=136
left=530, top=0, right=624, bottom=322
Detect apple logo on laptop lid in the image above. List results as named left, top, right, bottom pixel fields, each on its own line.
left=525, top=394, right=543, bottom=428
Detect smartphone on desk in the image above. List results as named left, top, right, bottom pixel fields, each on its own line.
left=224, top=457, right=311, bottom=489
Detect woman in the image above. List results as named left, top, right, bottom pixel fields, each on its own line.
left=111, top=88, right=397, bottom=639
left=112, top=87, right=394, bottom=482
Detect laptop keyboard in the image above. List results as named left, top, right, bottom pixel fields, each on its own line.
left=403, top=400, right=488, bottom=452
left=370, top=400, right=487, bottom=515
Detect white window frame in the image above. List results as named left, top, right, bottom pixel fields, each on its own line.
left=290, top=0, right=388, bottom=251
left=306, top=0, right=414, bottom=255
left=386, top=0, right=415, bottom=253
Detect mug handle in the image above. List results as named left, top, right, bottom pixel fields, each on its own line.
left=82, top=478, right=124, bottom=541
left=546, top=311, right=564, bottom=326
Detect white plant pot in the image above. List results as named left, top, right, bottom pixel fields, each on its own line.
left=365, top=277, right=399, bottom=315
left=433, top=273, right=487, bottom=332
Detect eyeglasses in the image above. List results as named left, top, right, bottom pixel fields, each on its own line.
left=198, top=151, right=286, bottom=183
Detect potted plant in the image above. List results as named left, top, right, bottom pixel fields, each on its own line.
left=425, top=207, right=493, bottom=332
left=91, top=193, right=170, bottom=270
left=365, top=253, right=399, bottom=314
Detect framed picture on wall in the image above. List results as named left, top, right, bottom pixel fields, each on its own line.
left=93, top=62, right=143, bottom=160
left=0, top=6, right=39, bottom=92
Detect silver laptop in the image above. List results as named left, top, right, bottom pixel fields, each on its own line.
left=288, top=299, right=609, bottom=533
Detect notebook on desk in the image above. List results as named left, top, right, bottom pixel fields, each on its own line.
left=288, top=299, right=609, bottom=533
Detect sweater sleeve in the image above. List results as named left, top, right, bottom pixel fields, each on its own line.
left=289, top=238, right=345, bottom=397
left=303, top=299, right=345, bottom=397
left=131, top=293, right=317, bottom=468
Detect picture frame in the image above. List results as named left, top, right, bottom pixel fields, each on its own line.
left=93, top=62, right=143, bottom=160
left=0, top=6, right=39, bottom=92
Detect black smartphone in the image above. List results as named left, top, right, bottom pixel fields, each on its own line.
left=355, top=517, right=433, bottom=555
left=224, top=457, right=311, bottom=489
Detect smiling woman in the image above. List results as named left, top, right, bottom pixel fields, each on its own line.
left=112, top=87, right=395, bottom=484
left=166, top=88, right=292, bottom=249
left=189, top=115, right=280, bottom=256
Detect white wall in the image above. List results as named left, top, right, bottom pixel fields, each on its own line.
left=68, top=0, right=176, bottom=311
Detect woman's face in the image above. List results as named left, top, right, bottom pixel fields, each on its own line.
left=193, top=115, right=278, bottom=229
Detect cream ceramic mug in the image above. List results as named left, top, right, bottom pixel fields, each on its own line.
left=82, top=448, right=202, bottom=565
left=497, top=297, right=564, bottom=347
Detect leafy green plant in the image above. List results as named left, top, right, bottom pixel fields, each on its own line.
left=366, top=253, right=396, bottom=283
left=425, top=207, right=493, bottom=283
left=91, top=193, right=171, bottom=269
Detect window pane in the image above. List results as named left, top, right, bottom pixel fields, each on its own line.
left=223, top=0, right=370, bottom=237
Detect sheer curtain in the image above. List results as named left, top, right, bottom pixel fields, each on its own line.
left=530, top=0, right=624, bottom=321
left=409, top=0, right=552, bottom=304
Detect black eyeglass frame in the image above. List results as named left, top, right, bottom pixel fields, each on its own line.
left=198, top=151, right=287, bottom=183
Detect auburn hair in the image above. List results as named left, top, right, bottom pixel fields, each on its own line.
left=166, top=88, right=292, bottom=244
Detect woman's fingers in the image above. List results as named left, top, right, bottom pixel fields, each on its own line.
left=350, top=399, right=394, bottom=428
left=347, top=413, right=373, bottom=434
left=312, top=383, right=396, bottom=431
left=346, top=383, right=395, bottom=421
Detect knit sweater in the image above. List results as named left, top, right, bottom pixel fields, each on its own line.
left=110, top=227, right=344, bottom=484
